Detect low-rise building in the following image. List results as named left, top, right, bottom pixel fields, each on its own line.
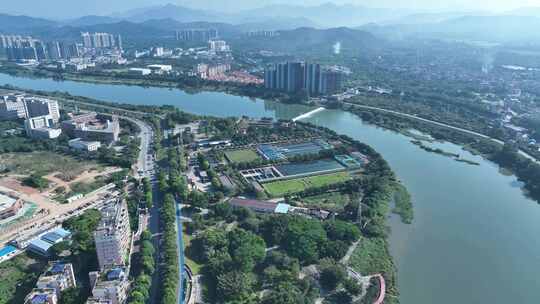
left=89, top=267, right=129, bottom=304
left=24, top=289, right=58, bottom=304
left=25, top=115, right=62, bottom=139
left=128, top=68, right=151, bottom=76
left=1, top=94, right=60, bottom=121
left=228, top=198, right=290, bottom=214
left=0, top=94, right=27, bottom=119
left=27, top=228, right=72, bottom=256
left=147, top=64, right=172, bottom=74
left=94, top=200, right=131, bottom=269
left=69, top=138, right=102, bottom=152
left=36, top=262, right=77, bottom=297
left=62, top=112, right=120, bottom=143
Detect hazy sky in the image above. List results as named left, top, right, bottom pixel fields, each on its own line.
left=3, top=0, right=540, bottom=19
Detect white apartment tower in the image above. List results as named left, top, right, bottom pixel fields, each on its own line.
left=94, top=200, right=132, bottom=270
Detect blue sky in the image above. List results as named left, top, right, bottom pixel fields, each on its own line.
left=3, top=0, right=540, bottom=19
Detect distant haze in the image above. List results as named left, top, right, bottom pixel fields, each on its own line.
left=2, top=0, right=540, bottom=19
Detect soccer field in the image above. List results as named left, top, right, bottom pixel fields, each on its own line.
left=263, top=172, right=350, bottom=197
left=224, top=149, right=260, bottom=163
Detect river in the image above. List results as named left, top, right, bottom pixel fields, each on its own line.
left=2, top=73, right=540, bottom=304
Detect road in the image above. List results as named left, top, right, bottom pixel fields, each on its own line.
left=342, top=102, right=539, bottom=163
left=121, top=116, right=154, bottom=179
left=175, top=197, right=185, bottom=304
left=127, top=116, right=163, bottom=304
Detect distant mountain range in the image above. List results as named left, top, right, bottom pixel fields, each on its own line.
left=2, top=3, right=540, bottom=45
left=360, top=15, right=540, bottom=43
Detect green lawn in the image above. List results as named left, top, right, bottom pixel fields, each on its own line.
left=301, top=192, right=351, bottom=212
left=224, top=149, right=260, bottom=163
left=263, top=172, right=350, bottom=197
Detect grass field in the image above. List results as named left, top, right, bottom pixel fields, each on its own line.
left=301, top=192, right=351, bottom=212
left=224, top=149, right=260, bottom=163
left=0, top=151, right=100, bottom=179
left=263, top=172, right=350, bottom=197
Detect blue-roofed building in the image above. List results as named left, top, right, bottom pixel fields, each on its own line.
left=41, top=228, right=72, bottom=244
left=275, top=203, right=291, bottom=214
left=52, top=228, right=71, bottom=238
left=28, top=239, right=54, bottom=256
left=24, top=288, right=57, bottom=304
left=41, top=232, right=64, bottom=245
left=106, top=268, right=125, bottom=281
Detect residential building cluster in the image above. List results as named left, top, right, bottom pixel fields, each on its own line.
left=175, top=28, right=219, bottom=42
left=0, top=34, right=80, bottom=62
left=81, top=32, right=122, bottom=50
left=196, top=63, right=231, bottom=79
left=208, top=40, right=230, bottom=53
left=245, top=30, right=279, bottom=37
left=264, top=62, right=344, bottom=95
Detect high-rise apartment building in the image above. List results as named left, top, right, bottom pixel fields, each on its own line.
left=176, top=28, right=218, bottom=42
left=94, top=200, right=131, bottom=270
left=264, top=62, right=344, bottom=96
left=81, top=32, right=122, bottom=50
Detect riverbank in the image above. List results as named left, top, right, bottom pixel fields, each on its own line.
left=351, top=107, right=540, bottom=204
left=0, top=63, right=307, bottom=106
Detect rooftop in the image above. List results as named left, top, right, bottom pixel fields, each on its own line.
left=0, top=193, right=17, bottom=211
left=29, top=239, right=54, bottom=252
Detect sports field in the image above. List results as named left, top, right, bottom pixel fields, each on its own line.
left=263, top=172, right=350, bottom=197
left=224, top=149, right=260, bottom=163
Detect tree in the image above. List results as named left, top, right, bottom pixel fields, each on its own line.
left=318, top=258, right=346, bottom=291
left=281, top=216, right=327, bottom=264
left=216, top=271, right=254, bottom=301
left=343, top=278, right=362, bottom=296
left=261, top=282, right=306, bottom=304
left=59, top=288, right=80, bottom=304
left=190, top=228, right=228, bottom=262
left=227, top=228, right=266, bottom=272
left=324, top=220, right=361, bottom=244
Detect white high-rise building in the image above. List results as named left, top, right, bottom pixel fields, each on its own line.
left=94, top=200, right=131, bottom=270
